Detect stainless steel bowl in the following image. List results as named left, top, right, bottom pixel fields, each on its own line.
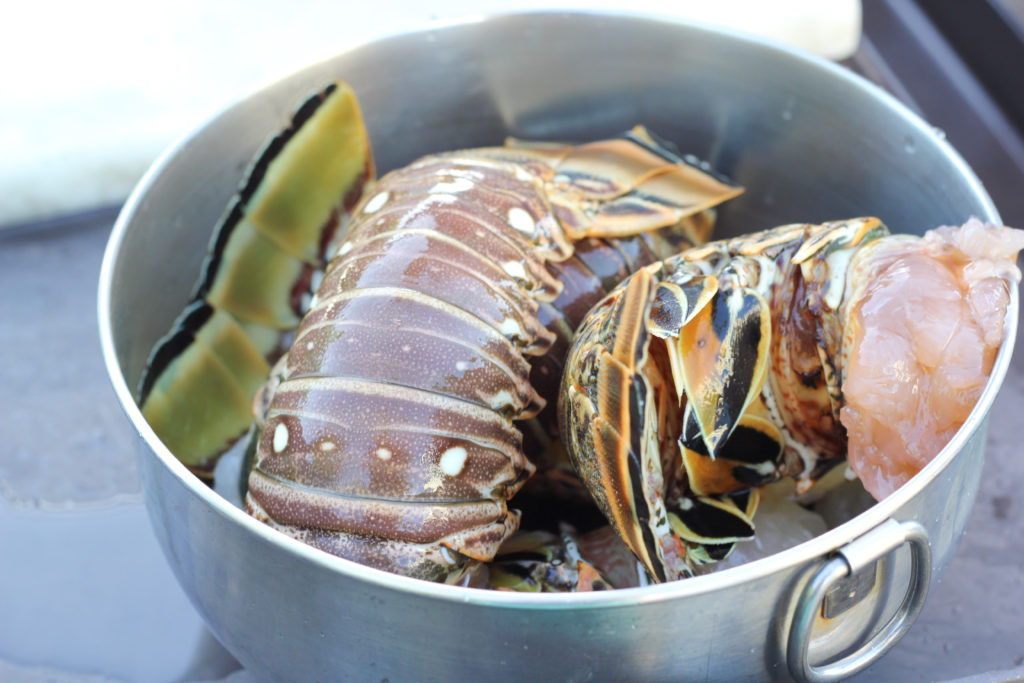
left=99, top=11, right=1016, bottom=682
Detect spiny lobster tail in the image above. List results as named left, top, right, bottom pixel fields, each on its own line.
left=138, top=82, right=374, bottom=474
left=245, top=147, right=569, bottom=579
left=561, top=219, right=898, bottom=582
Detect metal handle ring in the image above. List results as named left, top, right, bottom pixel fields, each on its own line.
left=787, top=519, right=932, bottom=683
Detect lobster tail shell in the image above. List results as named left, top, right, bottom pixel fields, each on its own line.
left=245, top=153, right=562, bottom=578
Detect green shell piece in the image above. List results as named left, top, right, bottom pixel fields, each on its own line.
left=142, top=306, right=270, bottom=471
left=139, top=81, right=374, bottom=476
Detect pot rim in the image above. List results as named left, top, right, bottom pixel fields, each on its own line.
left=98, top=8, right=1012, bottom=609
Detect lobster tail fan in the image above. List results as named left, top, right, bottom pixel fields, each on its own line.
left=138, top=82, right=374, bottom=475
left=674, top=285, right=771, bottom=460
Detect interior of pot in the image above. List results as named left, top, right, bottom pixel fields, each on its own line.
left=101, top=10, right=1006, bottom=602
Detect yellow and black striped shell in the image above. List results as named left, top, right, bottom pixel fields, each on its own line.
left=560, top=218, right=887, bottom=581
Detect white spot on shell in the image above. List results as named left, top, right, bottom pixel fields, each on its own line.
left=439, top=446, right=468, bottom=476
left=273, top=423, right=289, bottom=453
left=425, top=193, right=458, bottom=205
left=376, top=448, right=392, bottom=461
left=306, top=341, right=315, bottom=351
left=502, top=261, right=528, bottom=280
left=320, top=441, right=336, bottom=452
left=498, top=318, right=523, bottom=338
left=455, top=360, right=470, bottom=372
left=363, top=191, right=389, bottom=213
left=513, top=166, right=534, bottom=182
left=430, top=177, right=474, bottom=194
left=489, top=390, right=516, bottom=410
left=402, top=345, right=411, bottom=353
left=507, top=207, right=535, bottom=234
left=337, top=241, right=354, bottom=256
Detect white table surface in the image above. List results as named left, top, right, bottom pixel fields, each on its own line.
left=1, top=0, right=859, bottom=227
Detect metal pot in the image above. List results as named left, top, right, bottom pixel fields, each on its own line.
left=98, top=11, right=1015, bottom=682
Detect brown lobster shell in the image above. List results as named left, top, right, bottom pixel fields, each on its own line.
left=244, top=119, right=741, bottom=581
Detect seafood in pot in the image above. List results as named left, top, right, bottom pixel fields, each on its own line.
left=137, top=81, right=742, bottom=582
left=560, top=218, right=1024, bottom=582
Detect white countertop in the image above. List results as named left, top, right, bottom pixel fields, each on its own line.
left=1, top=0, right=860, bottom=227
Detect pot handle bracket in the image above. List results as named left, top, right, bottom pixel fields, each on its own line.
left=786, top=518, right=932, bottom=683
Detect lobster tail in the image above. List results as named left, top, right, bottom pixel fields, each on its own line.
left=560, top=220, right=889, bottom=581
left=244, top=148, right=565, bottom=578
left=243, top=119, right=742, bottom=580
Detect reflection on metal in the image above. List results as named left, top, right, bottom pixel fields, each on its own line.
left=823, top=559, right=879, bottom=619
